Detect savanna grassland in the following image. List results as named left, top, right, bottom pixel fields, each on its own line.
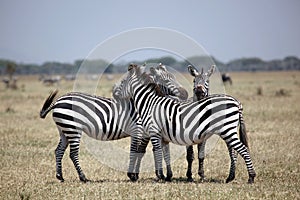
left=0, top=71, right=299, bottom=199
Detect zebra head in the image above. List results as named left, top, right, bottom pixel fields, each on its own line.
left=113, top=64, right=147, bottom=99
left=188, top=65, right=215, bottom=101
left=114, top=63, right=181, bottom=100
left=150, top=63, right=188, bottom=101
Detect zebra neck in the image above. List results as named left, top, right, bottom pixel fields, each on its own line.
left=132, top=83, right=161, bottom=115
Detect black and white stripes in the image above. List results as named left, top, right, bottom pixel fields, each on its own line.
left=185, top=64, right=215, bottom=182
left=40, top=91, right=143, bottom=182
left=40, top=63, right=256, bottom=184
left=40, top=64, right=188, bottom=182
left=115, top=64, right=256, bottom=183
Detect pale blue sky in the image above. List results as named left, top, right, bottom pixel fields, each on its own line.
left=0, top=0, right=299, bottom=64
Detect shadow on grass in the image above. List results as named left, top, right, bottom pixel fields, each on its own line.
left=170, top=177, right=224, bottom=184
left=85, top=177, right=224, bottom=184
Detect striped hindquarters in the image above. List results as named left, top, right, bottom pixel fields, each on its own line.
left=154, top=94, right=241, bottom=145
left=52, top=92, right=133, bottom=140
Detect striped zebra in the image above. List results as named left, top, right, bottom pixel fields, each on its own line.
left=114, top=64, right=256, bottom=183
left=39, top=65, right=187, bottom=182
left=150, top=64, right=188, bottom=102
left=185, top=64, right=215, bottom=182
left=113, top=64, right=189, bottom=181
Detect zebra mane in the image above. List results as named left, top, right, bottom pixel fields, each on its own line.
left=147, top=83, right=166, bottom=97
left=142, top=72, right=188, bottom=100
left=138, top=71, right=165, bottom=97
left=140, top=71, right=153, bottom=84
left=127, top=64, right=167, bottom=97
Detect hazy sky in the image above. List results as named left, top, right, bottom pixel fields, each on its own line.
left=1, top=0, right=299, bottom=64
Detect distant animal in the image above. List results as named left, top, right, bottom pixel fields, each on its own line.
left=2, top=76, right=18, bottom=89
left=85, top=74, right=98, bottom=80
left=63, top=74, right=76, bottom=81
left=2, top=77, right=10, bottom=88
left=39, top=75, right=61, bottom=86
left=222, top=73, right=232, bottom=85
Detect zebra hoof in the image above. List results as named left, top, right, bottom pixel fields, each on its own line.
left=79, top=175, right=89, bottom=183
left=248, top=178, right=254, bottom=184
left=166, top=171, right=172, bottom=182
left=165, top=176, right=172, bottom=182
left=225, top=175, right=235, bottom=183
left=187, top=177, right=194, bottom=182
left=248, top=174, right=256, bottom=184
left=127, top=172, right=139, bottom=182
left=155, top=170, right=165, bottom=181
left=198, top=171, right=205, bottom=180
left=56, top=174, right=64, bottom=182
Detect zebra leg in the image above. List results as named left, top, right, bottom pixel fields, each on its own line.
left=150, top=136, right=165, bottom=181
left=197, top=140, right=206, bottom=181
left=162, top=142, right=172, bottom=182
left=134, top=137, right=151, bottom=180
left=225, top=144, right=237, bottom=183
left=68, top=134, right=88, bottom=182
left=223, top=134, right=256, bottom=183
left=127, top=135, right=140, bottom=182
left=234, top=143, right=256, bottom=184
left=186, top=145, right=194, bottom=182
left=55, top=134, right=69, bottom=182
left=128, top=135, right=149, bottom=181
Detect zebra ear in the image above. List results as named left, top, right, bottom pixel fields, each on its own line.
left=207, top=65, right=215, bottom=77
left=128, top=63, right=136, bottom=71
left=188, top=65, right=199, bottom=77
left=157, top=63, right=167, bottom=71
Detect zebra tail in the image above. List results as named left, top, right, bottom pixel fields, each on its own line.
left=239, top=106, right=249, bottom=150
left=40, top=90, right=59, bottom=119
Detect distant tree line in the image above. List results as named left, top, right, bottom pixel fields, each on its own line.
left=0, top=56, right=299, bottom=75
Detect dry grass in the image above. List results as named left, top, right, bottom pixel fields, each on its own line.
left=0, top=71, right=300, bottom=199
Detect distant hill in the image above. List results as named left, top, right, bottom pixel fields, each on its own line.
left=0, top=56, right=299, bottom=75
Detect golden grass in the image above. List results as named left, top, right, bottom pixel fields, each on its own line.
left=0, top=71, right=300, bottom=199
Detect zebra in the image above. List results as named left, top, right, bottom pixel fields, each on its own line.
left=39, top=64, right=187, bottom=182
left=114, top=64, right=256, bottom=183
left=153, top=64, right=248, bottom=183
left=113, top=64, right=189, bottom=181
left=185, top=64, right=215, bottom=182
